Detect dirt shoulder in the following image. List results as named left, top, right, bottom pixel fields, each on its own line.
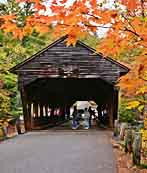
left=111, top=138, right=147, bottom=173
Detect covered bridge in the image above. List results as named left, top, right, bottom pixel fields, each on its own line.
left=10, top=35, right=129, bottom=131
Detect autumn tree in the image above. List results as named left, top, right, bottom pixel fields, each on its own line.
left=0, top=0, right=56, bottom=116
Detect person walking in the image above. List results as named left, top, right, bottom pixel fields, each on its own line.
left=72, top=106, right=78, bottom=129
left=83, top=108, right=90, bottom=129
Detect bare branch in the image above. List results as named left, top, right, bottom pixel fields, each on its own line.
left=57, top=22, right=112, bottom=29
left=124, top=27, right=144, bottom=40
left=121, top=14, right=137, bottom=33
left=83, top=12, right=100, bottom=20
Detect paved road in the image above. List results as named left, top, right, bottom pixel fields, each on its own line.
left=0, top=130, right=116, bottom=173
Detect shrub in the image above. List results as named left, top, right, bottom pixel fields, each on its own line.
left=118, top=104, right=136, bottom=123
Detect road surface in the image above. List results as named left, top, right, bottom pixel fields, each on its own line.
left=0, top=130, right=116, bottom=173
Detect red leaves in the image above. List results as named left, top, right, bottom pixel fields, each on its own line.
left=34, top=3, right=46, bottom=11
left=90, top=0, right=97, bottom=7
left=111, top=13, right=117, bottom=19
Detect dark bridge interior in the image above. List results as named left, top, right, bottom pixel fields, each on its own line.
left=22, top=78, right=118, bottom=130
left=25, top=78, right=113, bottom=106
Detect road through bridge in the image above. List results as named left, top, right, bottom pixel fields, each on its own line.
left=0, top=130, right=116, bottom=173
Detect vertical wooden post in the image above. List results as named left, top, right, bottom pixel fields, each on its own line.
left=40, top=104, right=43, bottom=117
left=20, top=87, right=31, bottom=131
left=66, top=106, right=70, bottom=120
left=45, top=105, right=48, bottom=117
left=113, top=89, right=119, bottom=123
left=50, top=106, right=55, bottom=122
left=27, top=103, right=32, bottom=129
left=34, top=103, right=38, bottom=118
left=107, top=90, right=114, bottom=128
left=108, top=102, right=114, bottom=128
left=107, top=88, right=119, bottom=128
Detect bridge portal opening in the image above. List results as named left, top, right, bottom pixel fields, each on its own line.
left=21, top=78, right=118, bottom=130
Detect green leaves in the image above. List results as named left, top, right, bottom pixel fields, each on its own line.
left=0, top=29, right=55, bottom=117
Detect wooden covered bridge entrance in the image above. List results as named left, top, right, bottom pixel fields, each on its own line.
left=10, top=36, right=129, bottom=131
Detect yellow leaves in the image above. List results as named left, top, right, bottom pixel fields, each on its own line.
left=126, top=100, right=144, bottom=112
left=138, top=105, right=144, bottom=112
left=23, top=26, right=33, bottom=36
left=126, top=100, right=140, bottom=109
left=136, top=86, right=147, bottom=95
left=140, top=129, right=147, bottom=141
left=34, top=25, right=49, bottom=33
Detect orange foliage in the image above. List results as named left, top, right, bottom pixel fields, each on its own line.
left=118, top=55, right=147, bottom=110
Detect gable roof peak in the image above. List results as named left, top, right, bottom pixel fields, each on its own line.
left=10, top=35, right=129, bottom=74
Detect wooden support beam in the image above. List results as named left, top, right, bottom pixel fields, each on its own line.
left=108, top=102, right=114, bottom=128
left=27, top=103, right=32, bottom=129
left=107, top=90, right=114, bottom=128
left=107, top=88, right=119, bottom=128
left=20, top=87, right=32, bottom=131
left=66, top=106, right=70, bottom=119
left=34, top=103, right=38, bottom=118
left=40, top=104, right=43, bottom=117
left=45, top=105, right=48, bottom=117
left=50, top=106, right=55, bottom=122
left=113, top=89, right=119, bottom=122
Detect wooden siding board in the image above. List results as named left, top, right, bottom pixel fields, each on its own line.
left=11, top=36, right=129, bottom=86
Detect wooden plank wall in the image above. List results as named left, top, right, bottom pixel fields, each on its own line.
left=16, top=40, right=126, bottom=87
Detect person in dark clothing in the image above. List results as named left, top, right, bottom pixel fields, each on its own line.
left=72, top=106, right=78, bottom=129
left=97, top=105, right=103, bottom=126
left=72, top=106, right=77, bottom=120
left=88, top=107, right=93, bottom=128
left=16, top=117, right=22, bottom=134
